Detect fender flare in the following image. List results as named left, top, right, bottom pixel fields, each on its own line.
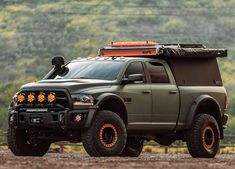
left=185, top=94, right=222, bottom=128
left=84, top=93, right=128, bottom=128
left=95, top=93, right=127, bottom=109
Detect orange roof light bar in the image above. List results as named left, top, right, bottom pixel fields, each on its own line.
left=111, top=41, right=158, bottom=47
left=99, top=41, right=160, bottom=57
left=100, top=49, right=157, bottom=57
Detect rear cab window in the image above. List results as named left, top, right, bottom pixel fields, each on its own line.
left=145, top=62, right=170, bottom=84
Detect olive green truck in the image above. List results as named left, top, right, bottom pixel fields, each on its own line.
left=8, top=41, right=228, bottom=158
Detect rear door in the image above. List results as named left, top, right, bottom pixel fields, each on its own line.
left=145, top=61, right=179, bottom=130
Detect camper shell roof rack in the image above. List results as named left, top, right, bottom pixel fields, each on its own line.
left=98, top=41, right=227, bottom=59
left=162, top=44, right=205, bottom=48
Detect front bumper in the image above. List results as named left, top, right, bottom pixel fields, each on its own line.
left=9, top=108, right=96, bottom=130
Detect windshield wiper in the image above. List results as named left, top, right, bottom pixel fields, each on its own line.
left=76, top=77, right=97, bottom=79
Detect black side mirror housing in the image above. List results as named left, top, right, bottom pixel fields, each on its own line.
left=122, top=74, right=144, bottom=84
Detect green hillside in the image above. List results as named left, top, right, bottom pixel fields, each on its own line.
left=0, top=0, right=235, bottom=138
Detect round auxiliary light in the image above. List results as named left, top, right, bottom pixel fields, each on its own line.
left=74, top=114, right=82, bottom=123
left=38, top=92, right=46, bottom=103
left=17, top=93, right=25, bottom=103
left=48, top=92, right=56, bottom=103
left=28, top=92, right=35, bottom=103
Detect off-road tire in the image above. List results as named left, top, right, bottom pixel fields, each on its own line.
left=7, top=127, right=51, bottom=156
left=121, top=136, right=144, bottom=157
left=82, top=110, right=126, bottom=157
left=186, top=114, right=220, bottom=158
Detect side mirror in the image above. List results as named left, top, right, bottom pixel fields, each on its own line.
left=51, top=56, right=65, bottom=68
left=122, top=74, right=144, bottom=84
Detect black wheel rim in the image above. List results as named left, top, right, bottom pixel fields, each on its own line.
left=99, top=124, right=118, bottom=148
left=202, top=126, right=215, bottom=149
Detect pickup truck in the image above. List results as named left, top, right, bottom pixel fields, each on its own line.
left=8, top=41, right=228, bottom=158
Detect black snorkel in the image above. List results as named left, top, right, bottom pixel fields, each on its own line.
left=42, top=56, right=65, bottom=79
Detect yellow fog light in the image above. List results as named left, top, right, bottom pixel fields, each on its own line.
left=17, top=93, right=25, bottom=103
left=38, top=92, right=46, bottom=103
left=28, top=92, right=35, bottom=103
left=48, top=92, right=56, bottom=103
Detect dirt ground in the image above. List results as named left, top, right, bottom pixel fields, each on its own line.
left=0, top=150, right=235, bottom=169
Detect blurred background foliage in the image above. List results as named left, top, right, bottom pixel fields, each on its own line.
left=0, top=0, right=235, bottom=142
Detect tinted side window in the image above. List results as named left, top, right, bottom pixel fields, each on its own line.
left=146, top=62, right=170, bottom=83
left=125, top=62, right=146, bottom=82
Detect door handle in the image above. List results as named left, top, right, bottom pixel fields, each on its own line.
left=142, top=90, right=151, bottom=94
left=169, top=90, right=177, bottom=94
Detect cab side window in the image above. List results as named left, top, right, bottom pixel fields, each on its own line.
left=125, top=62, right=146, bottom=83
left=146, top=62, right=170, bottom=83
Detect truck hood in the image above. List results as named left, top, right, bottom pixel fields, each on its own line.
left=20, top=79, right=114, bottom=93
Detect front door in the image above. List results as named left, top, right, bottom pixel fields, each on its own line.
left=117, top=61, right=152, bottom=130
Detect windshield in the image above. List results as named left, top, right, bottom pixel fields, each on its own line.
left=55, top=61, right=124, bottom=80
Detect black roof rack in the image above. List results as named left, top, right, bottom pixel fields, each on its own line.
left=162, top=44, right=205, bottom=48
left=99, top=41, right=227, bottom=58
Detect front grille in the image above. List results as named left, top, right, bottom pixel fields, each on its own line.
left=17, top=90, right=70, bottom=110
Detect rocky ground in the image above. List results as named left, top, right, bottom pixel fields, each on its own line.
left=0, top=150, right=235, bottom=169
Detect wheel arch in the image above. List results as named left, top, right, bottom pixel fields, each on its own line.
left=186, top=95, right=223, bottom=138
left=95, top=93, right=128, bottom=125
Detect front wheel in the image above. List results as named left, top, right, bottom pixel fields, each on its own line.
left=82, top=110, right=127, bottom=157
left=186, top=114, right=220, bottom=158
left=7, top=128, right=50, bottom=156
left=120, top=136, right=144, bottom=157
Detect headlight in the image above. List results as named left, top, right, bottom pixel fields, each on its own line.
left=73, top=94, right=94, bottom=107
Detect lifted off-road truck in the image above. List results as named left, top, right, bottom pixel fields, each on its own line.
left=8, top=41, right=228, bottom=158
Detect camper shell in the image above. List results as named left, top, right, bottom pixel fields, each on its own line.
left=99, top=42, right=227, bottom=86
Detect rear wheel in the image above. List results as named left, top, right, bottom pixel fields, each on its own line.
left=186, top=114, right=220, bottom=158
left=82, top=110, right=126, bottom=157
left=121, top=136, right=144, bottom=157
left=7, top=127, right=50, bottom=156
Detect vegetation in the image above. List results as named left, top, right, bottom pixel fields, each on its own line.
left=0, top=0, right=235, bottom=142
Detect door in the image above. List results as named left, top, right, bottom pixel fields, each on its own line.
left=145, top=61, right=179, bottom=130
left=118, top=61, right=152, bottom=130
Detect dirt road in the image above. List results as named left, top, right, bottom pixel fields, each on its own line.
left=0, top=150, right=235, bottom=169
